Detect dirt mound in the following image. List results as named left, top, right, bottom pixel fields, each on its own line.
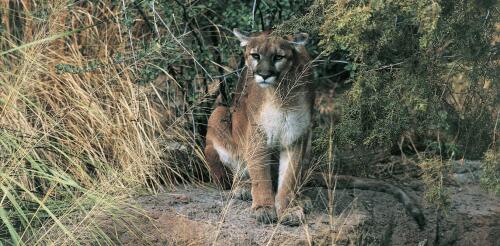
left=103, top=161, right=499, bottom=245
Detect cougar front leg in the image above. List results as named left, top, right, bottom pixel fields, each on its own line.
left=245, top=132, right=276, bottom=223
left=275, top=134, right=311, bottom=225
left=275, top=145, right=302, bottom=215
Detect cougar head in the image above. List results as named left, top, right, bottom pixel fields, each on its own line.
left=233, top=29, right=309, bottom=88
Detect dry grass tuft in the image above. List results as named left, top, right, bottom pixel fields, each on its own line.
left=0, top=1, right=206, bottom=244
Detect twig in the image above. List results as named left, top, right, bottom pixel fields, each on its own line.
left=492, top=111, right=499, bottom=149
left=251, top=0, right=259, bottom=29
left=370, top=61, right=405, bottom=71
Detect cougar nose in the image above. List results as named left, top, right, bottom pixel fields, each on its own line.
left=258, top=72, right=273, bottom=80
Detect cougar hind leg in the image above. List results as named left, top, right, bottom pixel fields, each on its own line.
left=204, top=141, right=232, bottom=189
left=212, top=141, right=251, bottom=200
left=206, top=138, right=250, bottom=196
left=205, top=104, right=234, bottom=189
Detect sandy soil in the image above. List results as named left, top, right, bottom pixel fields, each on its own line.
left=101, top=160, right=499, bottom=245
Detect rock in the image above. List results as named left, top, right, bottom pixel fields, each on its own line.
left=173, top=194, right=191, bottom=203
left=451, top=160, right=482, bottom=174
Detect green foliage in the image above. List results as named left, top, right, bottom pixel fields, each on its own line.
left=112, top=0, right=317, bottom=141
left=2, top=1, right=498, bottom=243
left=480, top=149, right=500, bottom=195
left=317, top=0, right=498, bottom=158
left=273, top=0, right=325, bottom=36
left=419, top=157, right=451, bottom=210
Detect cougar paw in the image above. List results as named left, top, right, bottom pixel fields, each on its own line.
left=252, top=206, right=277, bottom=224
left=279, top=206, right=305, bottom=226
left=234, top=186, right=252, bottom=201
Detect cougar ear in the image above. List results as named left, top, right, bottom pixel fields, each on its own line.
left=289, top=32, right=309, bottom=46
left=233, top=28, right=250, bottom=47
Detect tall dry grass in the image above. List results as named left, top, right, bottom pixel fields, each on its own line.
left=0, top=1, right=207, bottom=244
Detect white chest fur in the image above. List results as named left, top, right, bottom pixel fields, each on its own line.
left=259, top=101, right=311, bottom=147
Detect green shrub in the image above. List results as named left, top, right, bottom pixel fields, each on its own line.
left=481, top=149, right=500, bottom=195
left=419, top=158, right=452, bottom=210
left=317, top=0, right=498, bottom=158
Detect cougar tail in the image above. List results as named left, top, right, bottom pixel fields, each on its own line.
left=307, top=173, right=426, bottom=229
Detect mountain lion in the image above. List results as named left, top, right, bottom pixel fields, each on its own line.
left=204, top=29, right=425, bottom=228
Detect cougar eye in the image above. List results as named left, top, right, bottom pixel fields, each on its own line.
left=251, top=53, right=260, bottom=60
left=274, top=55, right=285, bottom=61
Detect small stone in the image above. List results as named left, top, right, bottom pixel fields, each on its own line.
left=172, top=194, right=191, bottom=203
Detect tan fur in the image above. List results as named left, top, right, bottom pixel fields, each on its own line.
left=205, top=30, right=313, bottom=223
left=205, top=30, right=425, bottom=228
